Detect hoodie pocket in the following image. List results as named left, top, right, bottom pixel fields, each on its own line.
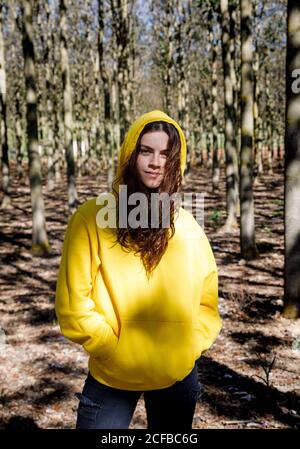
left=98, top=320, right=196, bottom=389
left=97, top=325, right=122, bottom=364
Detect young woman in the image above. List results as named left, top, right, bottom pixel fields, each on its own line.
left=55, top=110, right=222, bottom=430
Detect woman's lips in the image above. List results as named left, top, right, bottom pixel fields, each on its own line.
left=145, top=171, right=160, bottom=178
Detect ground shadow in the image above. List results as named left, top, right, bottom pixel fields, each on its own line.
left=196, top=356, right=300, bottom=429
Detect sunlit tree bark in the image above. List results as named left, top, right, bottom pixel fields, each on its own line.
left=20, top=0, right=49, bottom=253
left=174, top=0, right=192, bottom=179
left=220, top=0, right=239, bottom=231
left=59, top=0, right=77, bottom=213
left=210, top=7, right=220, bottom=192
left=0, top=3, right=10, bottom=208
left=284, top=0, right=300, bottom=318
left=239, top=0, right=258, bottom=258
left=110, top=0, right=134, bottom=143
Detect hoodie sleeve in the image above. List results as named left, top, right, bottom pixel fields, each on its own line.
left=195, top=231, right=222, bottom=357
left=55, top=209, right=118, bottom=360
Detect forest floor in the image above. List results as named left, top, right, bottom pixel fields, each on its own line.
left=0, top=161, right=299, bottom=430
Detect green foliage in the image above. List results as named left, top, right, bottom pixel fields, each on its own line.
left=209, top=210, right=221, bottom=221
left=292, top=339, right=300, bottom=351
left=263, top=226, right=273, bottom=235
left=195, top=0, right=220, bottom=11
left=273, top=210, right=284, bottom=218
left=272, top=199, right=284, bottom=206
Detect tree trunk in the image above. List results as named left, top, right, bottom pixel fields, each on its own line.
left=15, top=92, right=24, bottom=180
left=163, top=0, right=173, bottom=115
left=195, top=88, right=204, bottom=166
left=229, top=0, right=239, bottom=140
left=21, top=0, right=49, bottom=253
left=90, top=30, right=101, bottom=182
left=111, top=55, right=120, bottom=187
left=220, top=0, right=239, bottom=231
left=175, top=0, right=192, bottom=181
left=211, top=32, right=219, bottom=193
left=59, top=0, right=77, bottom=214
left=0, top=4, right=10, bottom=208
left=41, top=2, right=55, bottom=192
left=239, top=0, right=258, bottom=259
left=110, top=0, right=133, bottom=144
left=98, top=0, right=114, bottom=190
left=129, top=11, right=136, bottom=119
left=253, top=48, right=263, bottom=178
left=284, top=0, right=300, bottom=319
left=263, top=46, right=273, bottom=175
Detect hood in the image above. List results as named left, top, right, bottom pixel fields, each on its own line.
left=111, top=110, right=186, bottom=194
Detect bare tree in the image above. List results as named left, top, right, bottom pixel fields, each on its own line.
left=110, top=0, right=135, bottom=143
left=174, top=0, right=193, bottom=179
left=0, top=3, right=10, bottom=208
left=239, top=0, right=258, bottom=258
left=210, top=5, right=220, bottom=192
left=59, top=0, right=77, bottom=214
left=220, top=0, right=239, bottom=231
left=159, top=0, right=174, bottom=115
left=229, top=0, right=239, bottom=139
left=98, top=0, right=114, bottom=189
left=20, top=0, right=49, bottom=253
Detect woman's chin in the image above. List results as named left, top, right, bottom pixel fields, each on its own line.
left=145, top=182, right=161, bottom=191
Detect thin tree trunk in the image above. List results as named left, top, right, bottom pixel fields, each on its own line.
left=211, top=12, right=219, bottom=193
left=90, top=35, right=101, bottom=181
left=284, top=0, right=300, bottom=319
left=15, top=92, right=24, bottom=180
left=111, top=55, right=120, bottom=184
left=203, top=89, right=211, bottom=168
left=20, top=0, right=49, bottom=253
left=229, top=0, right=239, bottom=140
left=239, top=0, right=258, bottom=259
left=0, top=4, right=10, bottom=208
left=175, top=0, right=192, bottom=181
left=176, top=0, right=184, bottom=126
left=206, top=10, right=214, bottom=170
left=220, top=0, right=239, bottom=231
left=59, top=0, right=77, bottom=213
left=253, top=48, right=263, bottom=178
left=110, top=0, right=132, bottom=144
left=10, top=2, right=24, bottom=181
left=263, top=46, right=273, bottom=175
left=163, top=0, right=173, bottom=115
left=49, top=24, right=61, bottom=182
left=42, top=2, right=55, bottom=191
left=128, top=11, right=136, bottom=119
left=98, top=0, right=114, bottom=190
left=195, top=89, right=204, bottom=166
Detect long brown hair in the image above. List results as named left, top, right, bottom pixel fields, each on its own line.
left=111, top=121, right=182, bottom=279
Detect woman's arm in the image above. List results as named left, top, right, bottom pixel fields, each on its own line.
left=55, top=209, right=118, bottom=360
left=195, top=230, right=222, bottom=357
left=195, top=270, right=222, bottom=356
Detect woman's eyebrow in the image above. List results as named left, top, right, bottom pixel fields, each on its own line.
left=140, top=144, right=169, bottom=151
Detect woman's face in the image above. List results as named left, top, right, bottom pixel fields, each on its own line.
left=136, top=131, right=169, bottom=189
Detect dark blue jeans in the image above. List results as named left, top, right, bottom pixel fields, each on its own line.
left=75, top=362, right=202, bottom=429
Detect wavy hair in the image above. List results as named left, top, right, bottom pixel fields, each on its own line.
left=111, top=121, right=182, bottom=279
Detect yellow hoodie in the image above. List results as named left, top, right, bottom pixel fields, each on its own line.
left=55, top=110, right=222, bottom=391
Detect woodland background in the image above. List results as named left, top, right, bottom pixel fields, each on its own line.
left=0, top=0, right=299, bottom=429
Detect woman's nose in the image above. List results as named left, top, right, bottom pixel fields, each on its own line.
left=150, top=153, right=160, bottom=167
